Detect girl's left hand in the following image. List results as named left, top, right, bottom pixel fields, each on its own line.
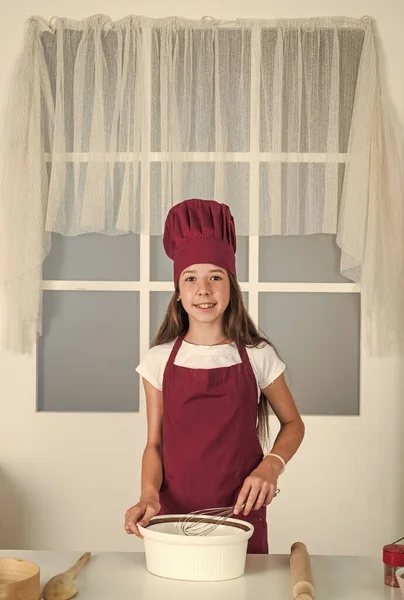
left=233, top=462, right=279, bottom=516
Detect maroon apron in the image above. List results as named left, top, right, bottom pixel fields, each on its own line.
left=159, top=332, right=268, bottom=554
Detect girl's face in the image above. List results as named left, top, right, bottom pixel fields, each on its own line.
left=178, top=264, right=231, bottom=325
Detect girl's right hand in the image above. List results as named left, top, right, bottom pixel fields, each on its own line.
left=124, top=497, right=161, bottom=537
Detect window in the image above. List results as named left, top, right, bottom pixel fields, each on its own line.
left=36, top=19, right=364, bottom=413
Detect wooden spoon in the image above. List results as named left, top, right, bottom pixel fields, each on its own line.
left=42, top=552, right=91, bottom=600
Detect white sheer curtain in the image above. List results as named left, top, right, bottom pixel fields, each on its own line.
left=0, top=14, right=403, bottom=355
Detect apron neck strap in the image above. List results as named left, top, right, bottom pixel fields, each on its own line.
left=167, top=331, right=187, bottom=366
left=238, top=343, right=258, bottom=386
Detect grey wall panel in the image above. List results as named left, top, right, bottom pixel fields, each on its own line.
left=259, top=292, right=360, bottom=415
left=150, top=236, right=173, bottom=282
left=259, top=235, right=350, bottom=283
left=150, top=292, right=173, bottom=342
left=242, top=292, right=249, bottom=309
left=43, top=233, right=140, bottom=281
left=38, top=291, right=140, bottom=412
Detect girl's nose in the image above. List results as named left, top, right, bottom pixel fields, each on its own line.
left=197, top=281, right=211, bottom=295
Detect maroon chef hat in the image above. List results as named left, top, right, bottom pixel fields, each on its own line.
left=163, top=199, right=237, bottom=283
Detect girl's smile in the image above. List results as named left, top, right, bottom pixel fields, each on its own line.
left=193, top=302, right=217, bottom=310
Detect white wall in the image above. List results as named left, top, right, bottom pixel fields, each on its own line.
left=1, top=0, right=403, bottom=555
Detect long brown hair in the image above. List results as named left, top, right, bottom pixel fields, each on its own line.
left=152, top=272, right=279, bottom=451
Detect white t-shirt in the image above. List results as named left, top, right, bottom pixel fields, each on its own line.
left=136, top=339, right=286, bottom=401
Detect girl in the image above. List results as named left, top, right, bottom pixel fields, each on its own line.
left=125, top=198, right=304, bottom=553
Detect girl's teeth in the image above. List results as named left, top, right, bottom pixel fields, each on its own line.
left=198, top=304, right=214, bottom=308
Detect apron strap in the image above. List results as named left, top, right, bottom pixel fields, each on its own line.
left=238, top=343, right=259, bottom=388
left=166, top=331, right=187, bottom=367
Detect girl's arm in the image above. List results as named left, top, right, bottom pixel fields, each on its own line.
left=141, top=379, right=164, bottom=498
left=124, top=378, right=164, bottom=536
left=234, top=373, right=305, bottom=516
left=261, top=372, right=305, bottom=471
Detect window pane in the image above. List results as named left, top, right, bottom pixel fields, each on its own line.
left=216, top=28, right=251, bottom=152
left=150, top=236, right=172, bottom=281
left=242, top=292, right=249, bottom=309
left=38, top=291, right=139, bottom=412
left=260, top=28, right=362, bottom=153
left=150, top=292, right=173, bottom=341
left=151, top=29, right=251, bottom=152
left=237, top=237, right=249, bottom=282
left=41, top=30, right=143, bottom=153
left=259, top=234, right=350, bottom=283
left=259, top=292, right=360, bottom=415
left=338, top=28, right=364, bottom=153
left=150, top=236, right=249, bottom=282
left=259, top=162, right=346, bottom=237
left=222, top=163, right=250, bottom=235
left=44, top=159, right=141, bottom=235
left=150, top=162, right=250, bottom=236
left=150, top=162, right=215, bottom=236
left=43, top=233, right=140, bottom=281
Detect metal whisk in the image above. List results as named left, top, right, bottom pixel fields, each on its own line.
left=176, top=503, right=246, bottom=537
left=176, top=489, right=280, bottom=537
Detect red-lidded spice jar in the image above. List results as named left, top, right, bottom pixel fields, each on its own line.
left=383, top=544, right=404, bottom=587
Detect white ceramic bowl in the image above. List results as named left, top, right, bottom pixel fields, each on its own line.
left=138, top=514, right=254, bottom=581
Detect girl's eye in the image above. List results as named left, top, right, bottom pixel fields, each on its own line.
left=184, top=275, right=222, bottom=282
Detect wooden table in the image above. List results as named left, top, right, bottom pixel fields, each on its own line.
left=0, top=550, right=402, bottom=599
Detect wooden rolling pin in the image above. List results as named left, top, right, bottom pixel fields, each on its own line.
left=290, top=542, right=315, bottom=600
